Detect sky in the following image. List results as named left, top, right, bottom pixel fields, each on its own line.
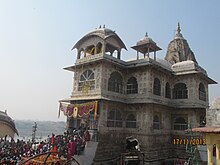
left=0, top=0, right=220, bottom=121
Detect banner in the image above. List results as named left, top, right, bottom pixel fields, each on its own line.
left=59, top=101, right=98, bottom=120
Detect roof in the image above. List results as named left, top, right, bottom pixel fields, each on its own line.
left=165, top=22, right=198, bottom=64
left=191, top=127, right=220, bottom=134
left=131, top=33, right=162, bottom=54
left=0, top=110, right=18, bottom=136
left=72, top=27, right=127, bottom=50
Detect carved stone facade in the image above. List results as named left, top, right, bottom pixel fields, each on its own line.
left=61, top=24, right=216, bottom=164
left=165, top=22, right=197, bottom=64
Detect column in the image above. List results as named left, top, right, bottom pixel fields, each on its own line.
left=154, top=51, right=156, bottom=60
left=117, top=50, right=121, bottom=59
left=84, top=48, right=87, bottom=57
left=147, top=47, right=150, bottom=57
left=207, top=144, right=214, bottom=165
left=94, top=45, right=97, bottom=55
left=77, top=50, right=80, bottom=59
left=137, top=51, right=139, bottom=60
left=102, top=43, right=106, bottom=55
left=216, top=143, right=220, bottom=165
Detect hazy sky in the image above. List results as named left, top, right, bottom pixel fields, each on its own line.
left=0, top=0, right=220, bottom=121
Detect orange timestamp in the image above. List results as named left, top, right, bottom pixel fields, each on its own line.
left=173, top=138, right=206, bottom=145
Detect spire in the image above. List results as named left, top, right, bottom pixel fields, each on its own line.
left=175, top=22, right=184, bottom=39
left=177, top=22, right=181, bottom=34
left=145, top=32, right=148, bottom=37
left=165, top=23, right=198, bottom=64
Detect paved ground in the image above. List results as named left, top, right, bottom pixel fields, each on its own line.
left=72, top=141, right=98, bottom=165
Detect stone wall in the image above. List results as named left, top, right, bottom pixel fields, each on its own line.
left=206, top=108, right=220, bottom=127
left=71, top=55, right=209, bottom=109
left=92, top=100, right=205, bottom=164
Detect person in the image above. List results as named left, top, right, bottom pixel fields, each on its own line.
left=67, top=139, right=76, bottom=159
left=75, top=135, right=82, bottom=155
left=84, top=130, right=91, bottom=142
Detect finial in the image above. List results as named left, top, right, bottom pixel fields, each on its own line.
left=177, top=22, right=181, bottom=34
left=103, top=24, right=105, bottom=28
left=145, top=32, right=148, bottom=37
left=174, top=22, right=183, bottom=39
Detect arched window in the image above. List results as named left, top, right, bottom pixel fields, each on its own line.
left=96, top=42, right=103, bottom=54
left=153, top=115, right=160, bottom=130
left=85, top=45, right=95, bottom=56
left=200, top=115, right=206, bottom=127
left=199, top=83, right=206, bottom=101
left=165, top=82, right=171, bottom=98
left=173, top=117, right=187, bottom=130
left=108, top=72, right=123, bottom=93
left=153, top=78, right=161, bottom=96
left=107, top=110, right=122, bottom=127
left=173, top=83, right=188, bottom=99
left=126, top=114, right=136, bottom=128
left=127, top=77, right=138, bottom=94
left=78, top=70, right=95, bottom=91
left=77, top=48, right=85, bottom=59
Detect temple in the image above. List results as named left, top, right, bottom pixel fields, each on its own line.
left=0, top=110, right=18, bottom=138
left=59, top=23, right=217, bottom=164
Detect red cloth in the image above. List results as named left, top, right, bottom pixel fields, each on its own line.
left=51, top=134, right=55, bottom=145
left=67, top=141, right=76, bottom=159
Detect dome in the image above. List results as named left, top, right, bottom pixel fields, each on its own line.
left=131, top=33, right=161, bottom=55
left=72, top=26, right=127, bottom=60
left=0, top=110, right=18, bottom=138
left=72, top=26, right=127, bottom=50
left=210, top=97, right=220, bottom=109
left=165, top=22, right=197, bottom=64
left=136, top=33, right=156, bottom=46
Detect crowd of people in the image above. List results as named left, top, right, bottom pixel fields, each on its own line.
left=0, top=129, right=91, bottom=164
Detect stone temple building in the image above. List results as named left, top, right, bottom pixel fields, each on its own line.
left=59, top=23, right=217, bottom=164
left=0, top=110, right=18, bottom=138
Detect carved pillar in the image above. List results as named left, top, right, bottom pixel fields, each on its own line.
left=147, top=47, right=150, bottom=58
left=110, top=51, right=113, bottom=56
left=154, top=51, right=156, bottom=60
left=84, top=48, right=87, bottom=57
left=94, top=45, right=98, bottom=55
left=137, top=51, right=139, bottom=60
left=216, top=143, right=220, bottom=165
left=207, top=144, right=214, bottom=165
left=77, top=50, right=80, bottom=59
left=117, top=50, right=121, bottom=59
left=206, top=134, right=214, bottom=165
left=102, top=43, right=106, bottom=55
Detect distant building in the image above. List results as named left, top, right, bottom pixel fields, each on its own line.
left=192, top=97, right=220, bottom=165
left=0, top=110, right=18, bottom=138
left=59, top=23, right=217, bottom=164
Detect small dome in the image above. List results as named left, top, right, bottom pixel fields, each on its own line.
left=72, top=26, right=127, bottom=50
left=0, top=110, right=18, bottom=138
left=131, top=33, right=161, bottom=55
left=165, top=22, right=197, bottom=64
left=210, top=97, right=220, bottom=109
left=136, top=33, right=156, bottom=46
